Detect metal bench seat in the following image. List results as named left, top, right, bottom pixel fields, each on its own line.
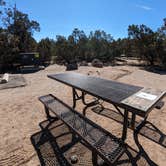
left=39, top=94, right=125, bottom=165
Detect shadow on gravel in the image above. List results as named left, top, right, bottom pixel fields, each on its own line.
left=31, top=118, right=158, bottom=166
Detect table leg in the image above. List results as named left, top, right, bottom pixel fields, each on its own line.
left=122, top=109, right=129, bottom=141
left=131, top=113, right=136, bottom=129
left=113, top=104, right=125, bottom=117
left=82, top=91, right=87, bottom=105
left=72, top=88, right=84, bottom=109
left=72, top=88, right=85, bottom=110
left=82, top=91, right=99, bottom=106
left=83, top=100, right=99, bottom=116
left=72, top=88, right=77, bottom=109
left=72, top=89, right=102, bottom=117
left=133, top=119, right=158, bottom=166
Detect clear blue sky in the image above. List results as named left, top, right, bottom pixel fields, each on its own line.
left=8, top=0, right=166, bottom=41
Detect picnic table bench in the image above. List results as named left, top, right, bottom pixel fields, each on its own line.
left=39, top=94, right=126, bottom=165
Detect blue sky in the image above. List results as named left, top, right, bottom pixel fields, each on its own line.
left=7, top=0, right=166, bottom=41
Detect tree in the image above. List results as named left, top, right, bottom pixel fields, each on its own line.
left=69, top=28, right=88, bottom=62
left=0, top=1, right=40, bottom=52
left=0, top=1, right=20, bottom=71
left=128, top=24, right=158, bottom=65
left=88, top=30, right=114, bottom=62
left=0, top=1, right=40, bottom=72
left=55, top=29, right=88, bottom=64
left=0, top=29, right=19, bottom=71
left=38, top=38, right=56, bottom=63
left=6, top=8, right=40, bottom=52
left=55, top=35, right=69, bottom=64
left=156, top=19, right=166, bottom=68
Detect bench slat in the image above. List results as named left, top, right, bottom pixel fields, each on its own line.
left=39, top=94, right=125, bottom=164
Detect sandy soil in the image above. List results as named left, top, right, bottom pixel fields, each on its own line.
left=0, top=64, right=166, bottom=166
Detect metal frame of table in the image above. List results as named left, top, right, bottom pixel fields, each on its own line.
left=71, top=87, right=131, bottom=141
left=48, top=72, right=166, bottom=142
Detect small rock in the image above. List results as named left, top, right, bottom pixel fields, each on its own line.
left=70, top=155, right=78, bottom=164
left=66, top=63, right=78, bottom=71
left=91, top=59, right=103, bottom=68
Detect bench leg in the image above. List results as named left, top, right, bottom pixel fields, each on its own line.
left=44, top=106, right=54, bottom=120
left=92, top=150, right=98, bottom=166
left=71, top=130, right=77, bottom=142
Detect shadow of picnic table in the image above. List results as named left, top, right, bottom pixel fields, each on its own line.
left=91, top=106, right=166, bottom=149
left=30, top=116, right=162, bottom=166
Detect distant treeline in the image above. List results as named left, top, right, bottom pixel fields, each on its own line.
left=0, top=0, right=166, bottom=71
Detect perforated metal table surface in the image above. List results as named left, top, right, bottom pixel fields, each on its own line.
left=48, top=72, right=165, bottom=117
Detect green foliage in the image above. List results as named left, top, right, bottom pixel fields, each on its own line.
left=0, top=30, right=19, bottom=65
left=0, top=0, right=40, bottom=71
left=128, top=24, right=156, bottom=65
left=55, top=29, right=89, bottom=64
left=55, top=29, right=116, bottom=64
left=6, top=9, right=40, bottom=52
left=55, top=35, right=68, bottom=64
left=87, top=30, right=114, bottom=62
left=127, top=22, right=166, bottom=67
left=0, top=0, right=166, bottom=71
left=38, top=38, right=56, bottom=63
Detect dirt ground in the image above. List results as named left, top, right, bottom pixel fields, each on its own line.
left=0, top=64, right=166, bottom=166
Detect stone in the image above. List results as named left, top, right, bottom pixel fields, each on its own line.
left=66, top=63, right=78, bottom=71
left=91, top=59, right=103, bottom=68
left=70, top=155, right=78, bottom=164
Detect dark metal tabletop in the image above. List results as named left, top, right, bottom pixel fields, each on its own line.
left=48, top=72, right=166, bottom=117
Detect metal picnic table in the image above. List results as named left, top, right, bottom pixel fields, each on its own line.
left=48, top=72, right=166, bottom=141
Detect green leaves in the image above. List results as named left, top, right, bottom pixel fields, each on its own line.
left=127, top=22, right=166, bottom=67
left=0, top=0, right=40, bottom=71
left=54, top=29, right=116, bottom=64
